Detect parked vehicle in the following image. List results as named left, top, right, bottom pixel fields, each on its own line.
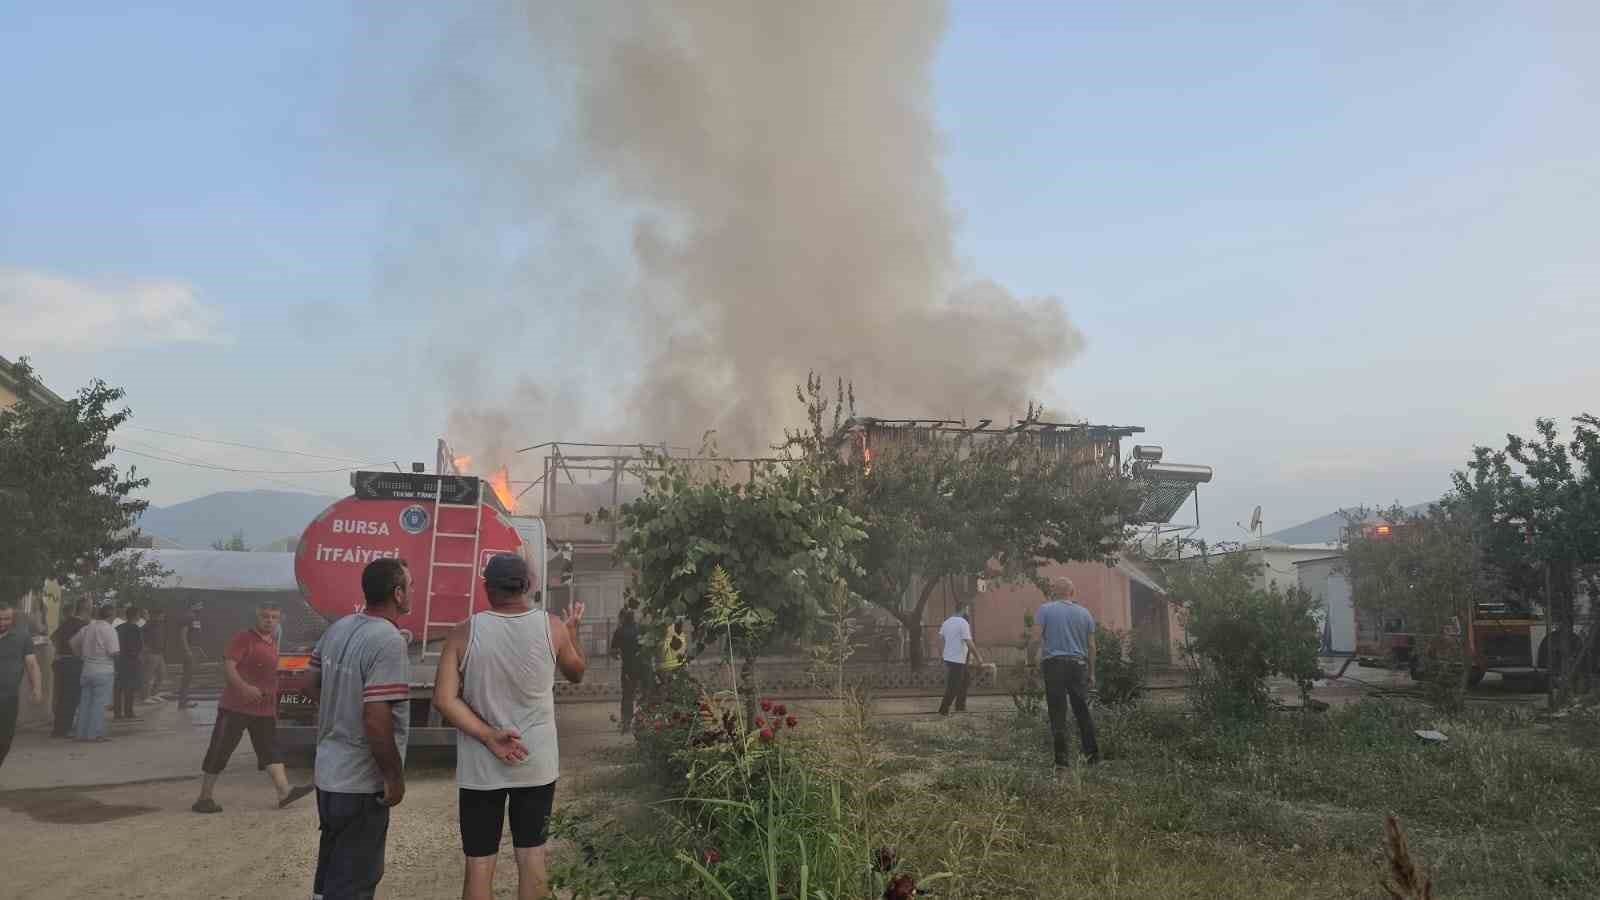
left=1396, top=600, right=1554, bottom=688
left=277, top=470, right=546, bottom=749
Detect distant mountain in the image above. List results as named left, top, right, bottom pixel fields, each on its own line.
left=136, top=490, right=337, bottom=550
left=1265, top=503, right=1432, bottom=545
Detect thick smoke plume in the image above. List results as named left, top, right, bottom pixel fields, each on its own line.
left=403, top=1, right=1084, bottom=474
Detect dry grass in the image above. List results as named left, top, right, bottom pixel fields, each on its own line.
left=559, top=698, right=1600, bottom=898
left=864, top=699, right=1600, bottom=899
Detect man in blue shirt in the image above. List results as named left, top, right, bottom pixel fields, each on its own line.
left=1035, top=576, right=1099, bottom=767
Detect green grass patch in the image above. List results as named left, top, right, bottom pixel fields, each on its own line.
left=554, top=697, right=1600, bottom=898
left=873, top=700, right=1600, bottom=898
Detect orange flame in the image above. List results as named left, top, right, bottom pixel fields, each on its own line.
left=488, top=466, right=517, bottom=512
left=452, top=455, right=472, bottom=471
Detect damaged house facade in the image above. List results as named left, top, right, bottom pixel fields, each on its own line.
left=513, top=417, right=1211, bottom=673
left=845, top=417, right=1211, bottom=665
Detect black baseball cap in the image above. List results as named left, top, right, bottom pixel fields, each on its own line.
left=483, top=553, right=531, bottom=591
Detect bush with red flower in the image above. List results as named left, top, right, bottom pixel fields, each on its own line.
left=629, top=669, right=705, bottom=781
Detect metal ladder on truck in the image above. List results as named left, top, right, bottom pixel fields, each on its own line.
left=419, top=476, right=483, bottom=667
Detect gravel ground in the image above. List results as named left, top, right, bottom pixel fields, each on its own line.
left=0, top=697, right=1020, bottom=898
left=0, top=703, right=633, bottom=899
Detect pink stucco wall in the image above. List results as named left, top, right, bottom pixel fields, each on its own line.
left=978, top=560, right=1132, bottom=641
left=917, top=561, right=1127, bottom=651
left=918, top=560, right=1185, bottom=664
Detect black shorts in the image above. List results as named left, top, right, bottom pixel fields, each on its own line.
left=202, top=708, right=279, bottom=774
left=458, top=782, right=556, bottom=857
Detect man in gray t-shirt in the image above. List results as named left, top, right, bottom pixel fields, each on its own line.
left=312, top=614, right=411, bottom=792
left=307, top=559, right=412, bottom=900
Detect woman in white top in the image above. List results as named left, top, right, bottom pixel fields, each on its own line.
left=70, top=604, right=121, bottom=742
left=433, top=554, right=586, bottom=900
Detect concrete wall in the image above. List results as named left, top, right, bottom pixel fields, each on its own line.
left=1297, top=555, right=1356, bottom=654
left=1253, top=545, right=1340, bottom=593
left=551, top=653, right=1004, bottom=700
left=1204, top=544, right=1339, bottom=594
left=920, top=560, right=1183, bottom=663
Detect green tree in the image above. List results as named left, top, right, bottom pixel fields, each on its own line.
left=1449, top=415, right=1600, bottom=692
left=210, top=531, right=250, bottom=552
left=1341, top=415, right=1600, bottom=702
left=1153, top=548, right=1322, bottom=720
left=1341, top=500, right=1484, bottom=706
left=70, top=550, right=172, bottom=612
left=0, top=358, right=149, bottom=604
left=783, top=375, right=1146, bottom=668
left=615, top=443, right=865, bottom=708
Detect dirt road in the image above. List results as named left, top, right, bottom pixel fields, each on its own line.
left=0, top=694, right=1025, bottom=898
left=0, top=695, right=1008, bottom=898
left=0, top=702, right=633, bottom=899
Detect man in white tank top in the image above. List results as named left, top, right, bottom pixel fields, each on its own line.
left=433, top=554, right=587, bottom=900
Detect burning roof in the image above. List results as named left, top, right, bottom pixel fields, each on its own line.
left=846, top=416, right=1211, bottom=526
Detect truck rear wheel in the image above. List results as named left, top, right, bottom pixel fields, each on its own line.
left=1538, top=632, right=1581, bottom=672
left=1466, top=667, right=1485, bottom=688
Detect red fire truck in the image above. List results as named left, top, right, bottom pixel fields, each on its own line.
left=1354, top=522, right=1559, bottom=688
left=277, top=470, right=547, bottom=749
left=1398, top=604, right=1553, bottom=688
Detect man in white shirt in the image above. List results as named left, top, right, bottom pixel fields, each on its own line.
left=937, top=605, right=983, bottom=715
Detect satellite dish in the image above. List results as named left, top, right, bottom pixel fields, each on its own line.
left=1248, top=505, right=1262, bottom=533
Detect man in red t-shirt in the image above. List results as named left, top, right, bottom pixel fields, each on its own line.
left=191, top=603, right=313, bottom=814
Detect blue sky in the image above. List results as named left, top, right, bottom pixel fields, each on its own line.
left=3, top=2, right=1596, bottom=544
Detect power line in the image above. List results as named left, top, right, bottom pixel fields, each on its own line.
left=122, top=425, right=369, bottom=462
left=114, top=445, right=391, bottom=475
left=116, top=440, right=336, bottom=495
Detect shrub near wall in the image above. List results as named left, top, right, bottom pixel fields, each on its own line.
left=1160, top=551, right=1323, bottom=721
left=1095, top=628, right=1149, bottom=707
